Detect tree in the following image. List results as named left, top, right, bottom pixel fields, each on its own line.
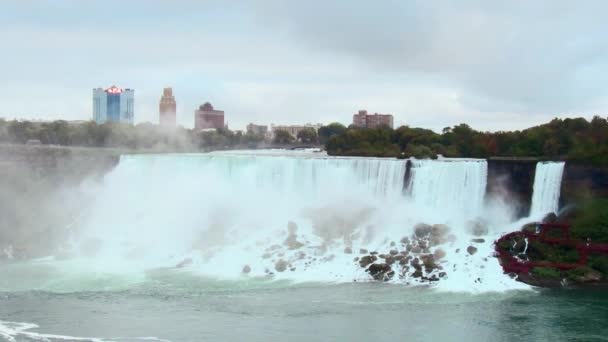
left=296, top=127, right=318, bottom=144
left=318, top=122, right=347, bottom=144
left=273, top=129, right=295, bottom=144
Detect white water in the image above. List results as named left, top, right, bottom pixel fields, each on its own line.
left=529, top=161, right=565, bottom=218
left=4, top=151, right=561, bottom=294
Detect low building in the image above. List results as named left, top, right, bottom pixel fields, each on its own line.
left=194, top=102, right=224, bottom=130
left=352, top=109, right=394, bottom=129
left=246, top=123, right=268, bottom=135
left=271, top=123, right=322, bottom=139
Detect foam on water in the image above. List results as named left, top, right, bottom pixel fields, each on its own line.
left=4, top=151, right=561, bottom=293
left=0, top=320, right=171, bottom=342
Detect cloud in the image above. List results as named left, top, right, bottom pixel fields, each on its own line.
left=0, top=0, right=606, bottom=131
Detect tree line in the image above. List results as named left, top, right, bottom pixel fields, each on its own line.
left=0, top=119, right=324, bottom=150
left=324, top=116, right=608, bottom=166
left=1, top=116, right=607, bottom=165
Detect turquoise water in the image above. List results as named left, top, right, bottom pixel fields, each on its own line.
left=1, top=277, right=607, bottom=341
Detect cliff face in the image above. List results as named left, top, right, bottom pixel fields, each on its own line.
left=0, top=145, right=120, bottom=259
left=486, top=158, right=537, bottom=217
left=562, top=164, right=608, bottom=206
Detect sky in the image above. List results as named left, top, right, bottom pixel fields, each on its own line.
left=0, top=0, right=606, bottom=132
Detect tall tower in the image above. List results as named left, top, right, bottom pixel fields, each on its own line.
left=159, top=87, right=177, bottom=128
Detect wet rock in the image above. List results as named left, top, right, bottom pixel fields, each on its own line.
left=471, top=238, right=485, bottom=243
left=359, top=255, right=377, bottom=268
left=542, top=213, right=558, bottom=223
left=354, top=257, right=359, bottom=262
left=242, top=265, right=252, bottom=274
left=410, top=257, right=420, bottom=268
left=400, top=237, right=410, bottom=245
left=262, top=253, right=272, bottom=259
left=275, top=259, right=288, bottom=272
left=370, top=251, right=378, bottom=255
left=290, top=267, right=296, bottom=272
left=414, top=223, right=432, bottom=238
left=571, top=267, right=603, bottom=283
left=344, top=247, right=353, bottom=254
left=400, top=251, right=408, bottom=256
left=411, top=246, right=422, bottom=254
left=433, top=249, right=446, bottom=260
left=359, top=248, right=368, bottom=254
left=430, top=224, right=450, bottom=246
left=390, top=241, right=396, bottom=247
left=420, top=254, right=438, bottom=270
left=467, top=246, right=478, bottom=255
left=439, top=272, right=447, bottom=278
left=367, top=263, right=394, bottom=281
left=389, top=249, right=399, bottom=256
left=521, top=223, right=538, bottom=234
left=468, top=220, right=489, bottom=236
left=412, top=269, right=423, bottom=278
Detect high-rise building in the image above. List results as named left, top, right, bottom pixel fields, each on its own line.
left=352, top=110, right=393, bottom=129
left=159, top=87, right=176, bottom=128
left=92, top=86, right=134, bottom=124
left=194, top=102, right=224, bottom=130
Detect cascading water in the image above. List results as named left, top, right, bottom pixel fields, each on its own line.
left=529, top=161, right=565, bottom=218
left=407, top=159, right=488, bottom=220
left=3, top=151, right=531, bottom=293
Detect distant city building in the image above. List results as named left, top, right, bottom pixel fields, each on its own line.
left=246, top=123, right=268, bottom=136
left=194, top=102, right=224, bottom=130
left=159, top=87, right=176, bottom=128
left=271, top=123, right=322, bottom=139
left=352, top=110, right=393, bottom=129
left=92, top=85, right=134, bottom=124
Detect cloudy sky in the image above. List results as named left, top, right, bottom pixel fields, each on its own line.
left=0, top=0, right=606, bottom=131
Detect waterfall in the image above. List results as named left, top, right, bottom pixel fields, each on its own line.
left=35, top=151, right=527, bottom=293
left=407, top=159, right=488, bottom=220
left=529, top=161, right=565, bottom=218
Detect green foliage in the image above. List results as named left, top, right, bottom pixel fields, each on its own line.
left=322, top=116, right=608, bottom=164
left=296, top=127, right=318, bottom=144
left=571, top=199, right=608, bottom=242
left=527, top=241, right=579, bottom=263
left=589, top=256, right=608, bottom=274
left=318, top=122, right=346, bottom=144
left=273, top=129, right=295, bottom=144
left=532, top=267, right=561, bottom=278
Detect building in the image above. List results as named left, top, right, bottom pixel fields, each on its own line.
left=159, top=87, right=176, bottom=128
left=194, top=102, right=224, bottom=130
left=92, top=85, right=134, bottom=124
left=246, top=123, right=268, bottom=136
left=352, top=110, right=393, bottom=129
left=271, top=123, right=322, bottom=139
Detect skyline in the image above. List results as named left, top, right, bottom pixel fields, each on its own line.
left=0, top=1, right=606, bottom=132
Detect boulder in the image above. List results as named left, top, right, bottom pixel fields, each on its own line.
left=389, top=249, right=399, bottom=256
left=471, top=238, right=485, bottom=243
left=359, top=248, right=369, bottom=254
left=542, top=213, right=558, bottom=223
left=414, top=223, right=432, bottom=238
left=242, top=265, right=252, bottom=274
left=468, top=219, right=489, bottom=236
left=359, top=255, right=377, bottom=268
left=275, top=259, right=288, bottom=272
left=433, top=249, right=446, bottom=260
left=467, top=246, right=478, bottom=255
left=344, top=247, right=353, bottom=254
left=367, top=263, right=394, bottom=281
left=400, top=237, right=410, bottom=245
left=521, top=222, right=538, bottom=234
left=412, top=269, right=423, bottom=278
